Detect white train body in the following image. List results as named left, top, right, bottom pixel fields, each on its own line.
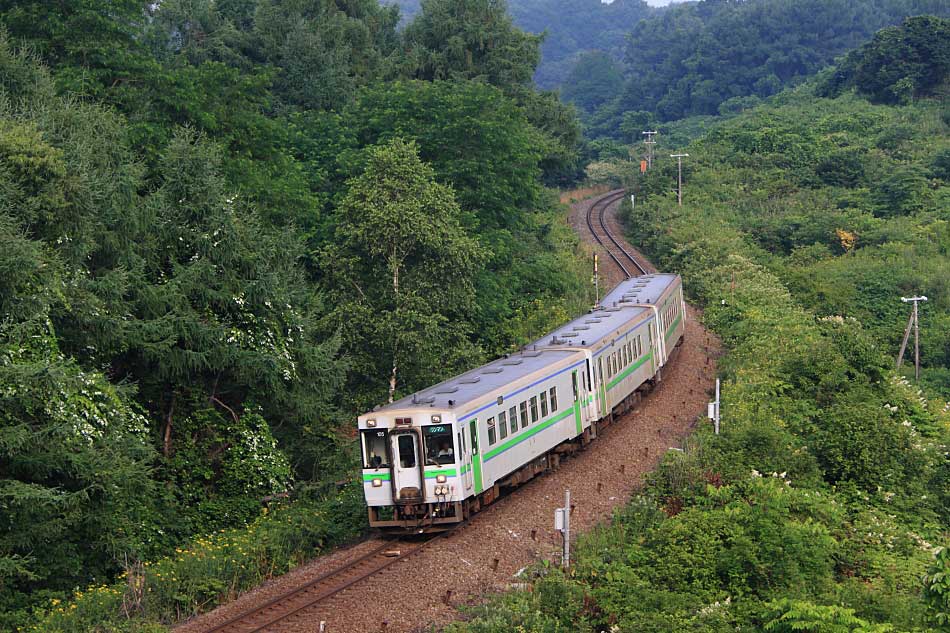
left=358, top=274, right=686, bottom=530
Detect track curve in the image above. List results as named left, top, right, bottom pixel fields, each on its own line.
left=585, top=189, right=647, bottom=278
left=201, top=535, right=443, bottom=632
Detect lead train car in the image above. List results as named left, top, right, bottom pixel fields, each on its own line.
left=358, top=274, right=686, bottom=531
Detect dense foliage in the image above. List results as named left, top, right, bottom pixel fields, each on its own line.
left=0, top=0, right=592, bottom=629
left=821, top=15, right=950, bottom=104
left=585, top=0, right=950, bottom=138
left=388, top=0, right=653, bottom=89
left=448, top=23, right=949, bottom=633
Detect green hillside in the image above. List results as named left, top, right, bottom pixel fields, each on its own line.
left=449, top=16, right=950, bottom=633
left=585, top=0, right=950, bottom=139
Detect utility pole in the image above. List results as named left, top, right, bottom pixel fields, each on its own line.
left=670, top=153, right=689, bottom=206
left=642, top=131, right=657, bottom=169
left=896, top=296, right=927, bottom=381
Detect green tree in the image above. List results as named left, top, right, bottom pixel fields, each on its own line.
left=399, top=0, right=541, bottom=91
left=823, top=15, right=950, bottom=104
left=321, top=138, right=483, bottom=407
left=561, top=51, right=624, bottom=114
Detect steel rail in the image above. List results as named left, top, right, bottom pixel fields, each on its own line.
left=585, top=190, right=647, bottom=278
left=201, top=534, right=444, bottom=633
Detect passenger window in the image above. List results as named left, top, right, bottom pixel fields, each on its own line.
left=540, top=391, right=549, bottom=417
left=530, top=396, right=539, bottom=422
left=487, top=417, right=496, bottom=445
left=571, top=372, right=578, bottom=402
left=499, top=412, right=508, bottom=440
left=509, top=406, right=518, bottom=434
left=550, top=387, right=558, bottom=411
left=397, top=434, right=416, bottom=468
left=520, top=401, right=529, bottom=428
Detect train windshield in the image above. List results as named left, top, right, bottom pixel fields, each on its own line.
left=361, top=429, right=390, bottom=469
left=423, top=424, right=455, bottom=465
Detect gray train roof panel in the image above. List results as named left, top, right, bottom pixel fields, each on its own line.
left=601, top=273, right=679, bottom=307
left=376, top=348, right=579, bottom=414
left=370, top=274, right=680, bottom=415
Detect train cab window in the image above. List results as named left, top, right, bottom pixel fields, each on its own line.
left=571, top=372, right=578, bottom=402
left=470, top=422, right=478, bottom=455
left=509, top=406, right=518, bottom=434
left=423, top=425, right=455, bottom=465
left=498, top=412, right=508, bottom=440
left=520, top=401, right=529, bottom=428
left=530, top=396, right=539, bottom=423
left=397, top=434, right=416, bottom=468
left=540, top=391, right=549, bottom=417
left=361, top=429, right=390, bottom=469
left=487, top=417, right=497, bottom=445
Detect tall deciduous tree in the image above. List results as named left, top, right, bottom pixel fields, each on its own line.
left=399, top=0, right=541, bottom=92
left=322, top=138, right=482, bottom=408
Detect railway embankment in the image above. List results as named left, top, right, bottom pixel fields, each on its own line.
left=174, top=190, right=721, bottom=633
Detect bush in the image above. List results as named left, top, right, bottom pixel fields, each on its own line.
left=30, top=484, right=367, bottom=631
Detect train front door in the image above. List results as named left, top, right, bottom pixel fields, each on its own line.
left=390, top=430, right=423, bottom=502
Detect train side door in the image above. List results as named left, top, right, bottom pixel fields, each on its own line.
left=596, top=356, right=608, bottom=418
left=468, top=419, right=483, bottom=494
left=460, top=427, right=473, bottom=492
left=578, top=361, right=598, bottom=427
left=389, top=430, right=423, bottom=501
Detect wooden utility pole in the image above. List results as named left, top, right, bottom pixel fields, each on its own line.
left=642, top=131, right=657, bottom=169
left=896, top=295, right=927, bottom=381
left=670, top=153, right=689, bottom=206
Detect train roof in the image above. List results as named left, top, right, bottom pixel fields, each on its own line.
left=601, top=273, right=680, bottom=307
left=367, top=274, right=681, bottom=417
left=373, top=348, right=580, bottom=415
left=532, top=274, right=680, bottom=350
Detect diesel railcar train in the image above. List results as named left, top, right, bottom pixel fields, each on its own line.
left=358, top=274, right=686, bottom=531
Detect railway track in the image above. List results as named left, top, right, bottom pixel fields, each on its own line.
left=202, top=535, right=442, bottom=633
left=585, top=190, right=647, bottom=278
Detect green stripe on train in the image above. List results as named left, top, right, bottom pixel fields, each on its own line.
left=483, top=406, right=575, bottom=461
left=424, top=468, right=457, bottom=478
left=362, top=473, right=391, bottom=482
left=606, top=351, right=654, bottom=391
left=665, top=314, right=682, bottom=340
left=574, top=400, right=582, bottom=435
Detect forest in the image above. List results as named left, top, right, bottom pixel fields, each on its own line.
left=2, top=1, right=948, bottom=632
left=448, top=15, right=950, bottom=633
left=0, top=0, right=592, bottom=629
left=581, top=0, right=950, bottom=139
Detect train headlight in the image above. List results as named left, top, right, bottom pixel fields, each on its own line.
left=366, top=419, right=377, bottom=427
left=371, top=478, right=383, bottom=488
left=436, top=475, right=447, bottom=483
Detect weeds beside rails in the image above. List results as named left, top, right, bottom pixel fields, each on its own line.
left=31, top=483, right=367, bottom=633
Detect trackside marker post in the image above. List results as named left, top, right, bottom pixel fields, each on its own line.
left=554, top=489, right=570, bottom=568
